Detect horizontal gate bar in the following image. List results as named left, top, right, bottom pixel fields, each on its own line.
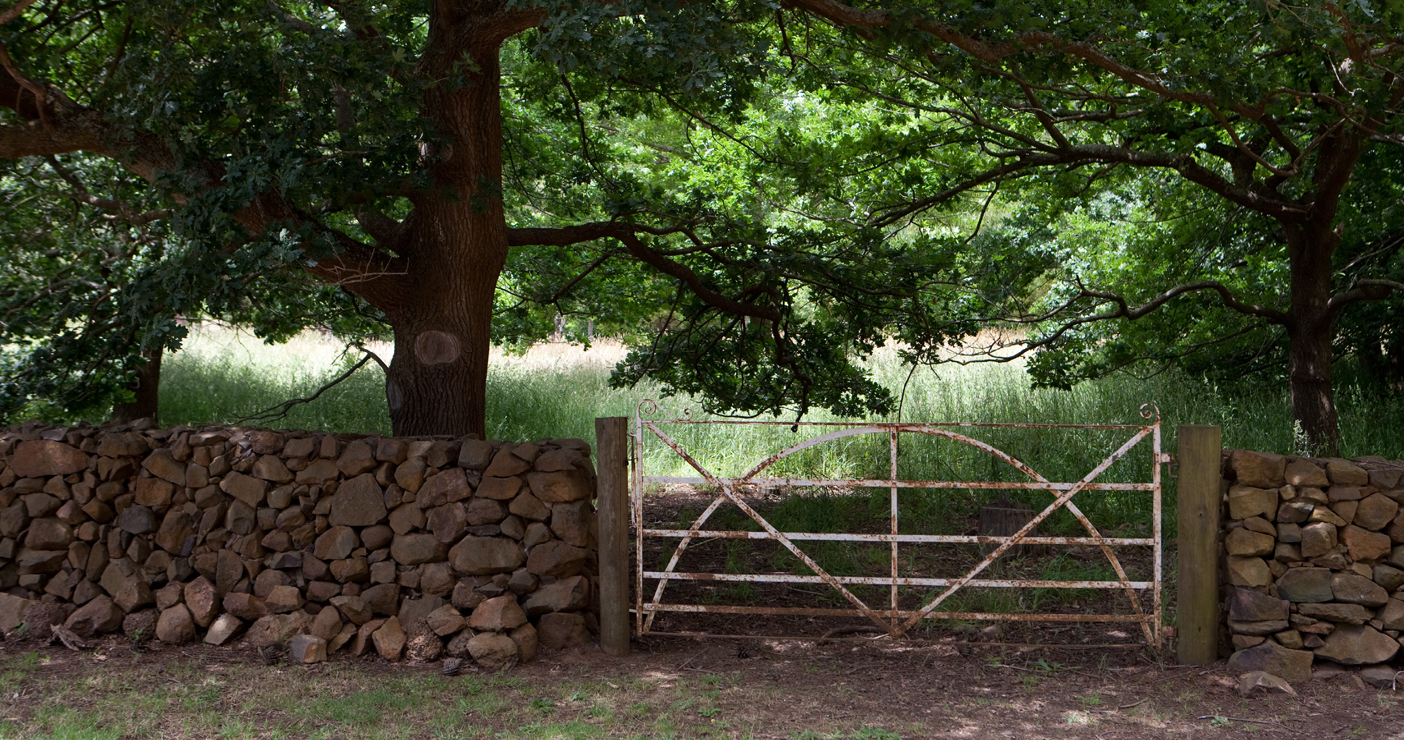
left=643, top=603, right=1153, bottom=623
left=642, top=631, right=1151, bottom=647
left=644, top=420, right=1151, bottom=430
left=642, top=476, right=1155, bottom=491
left=642, top=571, right=1152, bottom=589
left=641, top=528, right=1155, bottom=546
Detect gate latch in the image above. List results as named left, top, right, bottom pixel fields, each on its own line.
left=1160, top=452, right=1177, bottom=479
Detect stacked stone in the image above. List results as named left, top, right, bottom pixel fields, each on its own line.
left=1222, top=450, right=1404, bottom=682
left=0, top=420, right=599, bottom=669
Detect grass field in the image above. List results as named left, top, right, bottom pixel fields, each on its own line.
left=150, top=324, right=1404, bottom=538
left=1, top=632, right=1399, bottom=740
left=158, top=324, right=1404, bottom=457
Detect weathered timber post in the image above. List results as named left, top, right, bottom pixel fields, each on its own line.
left=1176, top=425, right=1222, bottom=665
left=596, top=416, right=630, bottom=656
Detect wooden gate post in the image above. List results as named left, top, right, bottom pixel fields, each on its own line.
left=596, top=416, right=630, bottom=657
left=1176, top=425, right=1221, bottom=665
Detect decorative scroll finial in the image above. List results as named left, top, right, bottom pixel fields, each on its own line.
left=1139, top=403, right=1161, bottom=423
left=637, top=398, right=692, bottom=421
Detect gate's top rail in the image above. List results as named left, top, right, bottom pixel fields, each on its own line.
left=641, top=419, right=1153, bottom=429
left=636, top=399, right=1160, bottom=431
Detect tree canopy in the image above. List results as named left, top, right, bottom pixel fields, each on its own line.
left=0, top=0, right=1399, bottom=450
left=755, top=0, right=1404, bottom=452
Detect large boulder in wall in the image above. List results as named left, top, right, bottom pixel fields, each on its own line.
left=329, top=474, right=387, bottom=527
left=10, top=440, right=88, bottom=477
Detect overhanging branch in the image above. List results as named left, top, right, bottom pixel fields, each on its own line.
left=968, top=280, right=1290, bottom=364
left=1327, top=278, right=1404, bottom=313
left=508, top=222, right=783, bottom=322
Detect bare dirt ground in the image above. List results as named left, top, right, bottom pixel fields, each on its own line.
left=0, top=629, right=1400, bottom=739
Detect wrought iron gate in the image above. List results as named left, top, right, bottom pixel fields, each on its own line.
left=631, top=402, right=1167, bottom=646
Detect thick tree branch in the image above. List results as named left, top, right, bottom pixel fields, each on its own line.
left=0, top=120, right=105, bottom=158
left=1327, top=278, right=1404, bottom=313
left=354, top=209, right=405, bottom=247
left=274, top=5, right=318, bottom=34
left=971, top=280, right=1291, bottom=364
left=871, top=141, right=1303, bottom=227
left=508, top=223, right=783, bottom=322
left=43, top=155, right=169, bottom=225
left=0, top=0, right=40, bottom=26
left=1083, top=281, right=1290, bottom=324
left=0, top=41, right=409, bottom=309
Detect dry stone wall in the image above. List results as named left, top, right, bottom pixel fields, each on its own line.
left=1221, top=450, right=1404, bottom=685
left=0, top=420, right=600, bottom=669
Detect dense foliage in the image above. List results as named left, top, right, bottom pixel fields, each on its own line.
left=0, top=1, right=1398, bottom=448
left=744, top=0, right=1404, bottom=452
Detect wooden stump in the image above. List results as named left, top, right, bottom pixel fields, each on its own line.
left=978, top=495, right=1042, bottom=559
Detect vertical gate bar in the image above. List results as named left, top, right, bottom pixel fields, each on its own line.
left=889, top=428, right=899, bottom=621
left=596, top=417, right=630, bottom=656
left=1152, top=417, right=1163, bottom=648
left=1176, top=424, right=1222, bottom=665
left=633, top=408, right=645, bottom=636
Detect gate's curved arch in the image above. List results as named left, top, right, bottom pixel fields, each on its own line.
left=736, top=424, right=1052, bottom=487
left=726, top=424, right=1146, bottom=637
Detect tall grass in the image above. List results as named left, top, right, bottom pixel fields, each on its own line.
left=159, top=328, right=394, bottom=434
left=156, top=325, right=1404, bottom=460
left=156, top=325, right=647, bottom=440
left=146, top=325, right=1404, bottom=538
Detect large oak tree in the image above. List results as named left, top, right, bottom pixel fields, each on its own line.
left=0, top=0, right=959, bottom=436
left=5, top=0, right=1399, bottom=449
left=766, top=0, right=1404, bottom=453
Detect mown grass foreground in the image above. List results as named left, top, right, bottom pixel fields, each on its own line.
left=1, top=634, right=1400, bottom=740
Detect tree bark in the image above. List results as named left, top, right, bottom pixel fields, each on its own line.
left=379, top=20, right=510, bottom=438
left=1285, top=223, right=1341, bottom=456
left=111, top=344, right=163, bottom=424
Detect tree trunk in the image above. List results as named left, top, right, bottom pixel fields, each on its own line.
left=111, top=345, right=163, bottom=424
left=382, top=27, right=509, bottom=438
left=383, top=259, right=499, bottom=437
left=1284, top=224, right=1341, bottom=456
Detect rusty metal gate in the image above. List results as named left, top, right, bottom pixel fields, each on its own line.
left=630, top=401, right=1167, bottom=646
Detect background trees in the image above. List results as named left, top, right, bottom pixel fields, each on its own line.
left=0, top=154, right=179, bottom=422
left=771, top=0, right=1404, bottom=453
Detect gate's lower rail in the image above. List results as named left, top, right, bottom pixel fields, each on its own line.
left=631, top=403, right=1165, bottom=646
